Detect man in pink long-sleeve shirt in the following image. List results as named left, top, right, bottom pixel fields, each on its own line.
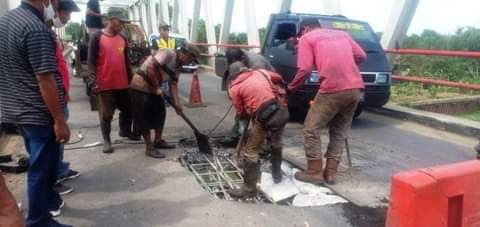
left=288, top=18, right=366, bottom=185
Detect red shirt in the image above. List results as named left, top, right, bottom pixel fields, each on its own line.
left=289, top=28, right=366, bottom=94
left=230, top=70, right=283, bottom=117
left=55, top=37, right=69, bottom=94
left=96, top=33, right=129, bottom=91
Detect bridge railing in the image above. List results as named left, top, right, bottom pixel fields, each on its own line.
left=386, top=48, right=480, bottom=90
left=191, top=42, right=480, bottom=90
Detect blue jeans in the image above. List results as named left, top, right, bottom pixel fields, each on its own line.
left=20, top=125, right=62, bottom=227
left=57, top=107, right=70, bottom=178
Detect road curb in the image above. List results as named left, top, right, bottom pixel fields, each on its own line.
left=366, top=104, right=480, bottom=138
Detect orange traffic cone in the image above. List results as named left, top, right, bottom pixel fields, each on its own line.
left=186, top=70, right=206, bottom=108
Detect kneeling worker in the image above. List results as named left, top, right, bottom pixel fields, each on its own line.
left=130, top=44, right=200, bottom=158
left=227, top=62, right=289, bottom=198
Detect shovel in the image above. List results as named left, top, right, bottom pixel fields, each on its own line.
left=166, top=98, right=212, bottom=154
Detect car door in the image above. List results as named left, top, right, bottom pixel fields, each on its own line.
left=262, top=20, right=298, bottom=83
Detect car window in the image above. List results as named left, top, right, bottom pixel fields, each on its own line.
left=271, top=23, right=296, bottom=47
left=319, top=18, right=382, bottom=52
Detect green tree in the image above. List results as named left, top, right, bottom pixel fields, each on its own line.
left=396, top=27, right=480, bottom=83
left=259, top=27, right=266, bottom=44
left=64, top=22, right=81, bottom=42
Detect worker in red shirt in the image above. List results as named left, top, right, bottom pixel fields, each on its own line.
left=288, top=18, right=366, bottom=185
left=227, top=61, right=289, bottom=199
left=48, top=0, right=82, bottom=204
left=87, top=9, right=139, bottom=154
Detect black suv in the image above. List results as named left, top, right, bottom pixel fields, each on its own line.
left=216, top=13, right=391, bottom=118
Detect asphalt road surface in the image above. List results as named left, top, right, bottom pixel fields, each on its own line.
left=179, top=71, right=477, bottom=207
left=2, top=71, right=476, bottom=227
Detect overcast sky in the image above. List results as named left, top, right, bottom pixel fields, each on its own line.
left=71, top=0, right=480, bottom=35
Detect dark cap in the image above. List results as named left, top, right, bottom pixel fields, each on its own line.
left=297, top=17, right=320, bottom=37
left=106, top=8, right=130, bottom=23
left=228, top=61, right=248, bottom=82
left=58, top=0, right=80, bottom=12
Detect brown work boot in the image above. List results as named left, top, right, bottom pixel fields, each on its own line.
left=294, top=159, right=323, bottom=184
left=145, top=146, right=166, bottom=159
left=271, top=148, right=283, bottom=184
left=229, top=161, right=259, bottom=198
left=324, top=158, right=340, bottom=185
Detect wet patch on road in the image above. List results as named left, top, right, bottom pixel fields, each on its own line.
left=341, top=203, right=387, bottom=227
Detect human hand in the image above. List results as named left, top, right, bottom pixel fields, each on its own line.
left=90, top=85, right=98, bottom=95
left=65, top=93, right=70, bottom=103
left=155, top=88, right=164, bottom=97
left=54, top=119, right=70, bottom=144
left=174, top=103, right=183, bottom=115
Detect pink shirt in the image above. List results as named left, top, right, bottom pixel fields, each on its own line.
left=55, top=37, right=69, bottom=94
left=289, top=28, right=366, bottom=94
left=230, top=70, right=283, bottom=117
left=96, top=33, right=129, bottom=91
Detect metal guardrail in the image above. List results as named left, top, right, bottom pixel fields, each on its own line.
left=385, top=49, right=480, bottom=58
left=191, top=42, right=261, bottom=49
left=392, top=75, right=480, bottom=90
left=387, top=48, right=480, bottom=90
left=191, top=42, right=480, bottom=90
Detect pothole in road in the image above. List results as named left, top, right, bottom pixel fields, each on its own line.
left=178, top=137, right=387, bottom=226
left=178, top=137, right=276, bottom=204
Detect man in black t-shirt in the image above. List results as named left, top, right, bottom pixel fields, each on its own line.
left=86, top=0, right=103, bottom=36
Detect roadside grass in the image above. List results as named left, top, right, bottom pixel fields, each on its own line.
left=390, top=82, right=478, bottom=105
left=457, top=109, right=480, bottom=122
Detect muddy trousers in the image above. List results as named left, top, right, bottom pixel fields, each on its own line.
left=244, top=119, right=284, bottom=163
left=303, top=89, right=361, bottom=161
left=96, top=89, right=135, bottom=137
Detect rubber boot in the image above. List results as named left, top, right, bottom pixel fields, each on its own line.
left=294, top=159, right=323, bottom=184
left=324, top=158, right=340, bottom=185
left=271, top=148, right=283, bottom=184
left=119, top=117, right=141, bottom=141
left=229, top=161, right=259, bottom=198
left=146, top=145, right=166, bottom=159
left=100, top=121, right=114, bottom=153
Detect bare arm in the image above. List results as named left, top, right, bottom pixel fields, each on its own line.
left=288, top=38, right=314, bottom=92
left=37, top=74, right=70, bottom=142
left=24, top=30, right=70, bottom=142
left=349, top=36, right=367, bottom=64
left=86, top=8, right=102, bottom=17
left=170, top=78, right=182, bottom=114
left=87, top=31, right=100, bottom=91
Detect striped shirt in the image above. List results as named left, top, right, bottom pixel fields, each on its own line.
left=0, top=2, right=65, bottom=126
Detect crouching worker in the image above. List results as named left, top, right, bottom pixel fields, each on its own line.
left=130, top=44, right=200, bottom=158
left=227, top=62, right=289, bottom=198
